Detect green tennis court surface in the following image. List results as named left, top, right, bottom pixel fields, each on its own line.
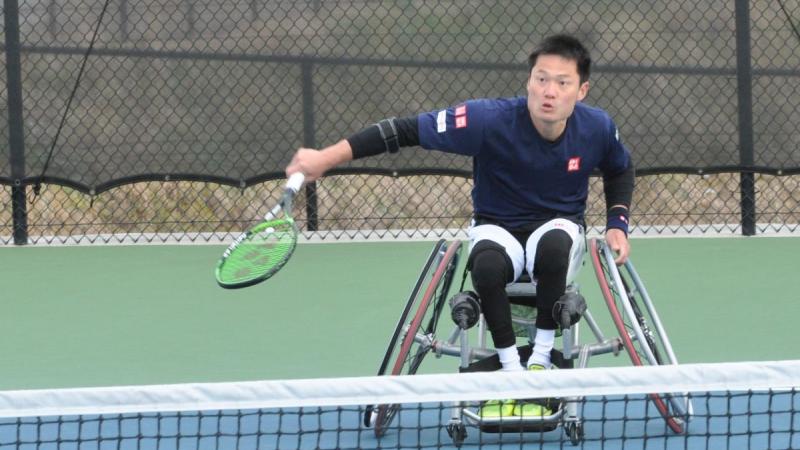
left=1, top=237, right=799, bottom=449
left=1, top=237, right=799, bottom=390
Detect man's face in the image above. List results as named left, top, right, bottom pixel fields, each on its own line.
left=526, top=54, right=589, bottom=129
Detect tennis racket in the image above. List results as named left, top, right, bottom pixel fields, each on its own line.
left=215, top=172, right=305, bottom=289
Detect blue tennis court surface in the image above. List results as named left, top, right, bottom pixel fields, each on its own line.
left=2, top=391, right=797, bottom=449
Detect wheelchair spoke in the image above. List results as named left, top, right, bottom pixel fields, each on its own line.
left=368, top=240, right=462, bottom=438
left=590, top=238, right=689, bottom=434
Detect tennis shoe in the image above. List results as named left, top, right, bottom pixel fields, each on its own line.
left=513, top=364, right=554, bottom=417
left=479, top=399, right=516, bottom=418
left=513, top=400, right=553, bottom=417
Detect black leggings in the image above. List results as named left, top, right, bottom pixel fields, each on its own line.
left=469, top=228, right=573, bottom=349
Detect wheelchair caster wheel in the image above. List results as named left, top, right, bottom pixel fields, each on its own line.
left=447, top=422, right=467, bottom=447
left=564, top=422, right=583, bottom=445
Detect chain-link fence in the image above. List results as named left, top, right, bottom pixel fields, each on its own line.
left=1, top=0, right=799, bottom=244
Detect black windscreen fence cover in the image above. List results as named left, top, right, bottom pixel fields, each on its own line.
left=0, top=1, right=798, bottom=194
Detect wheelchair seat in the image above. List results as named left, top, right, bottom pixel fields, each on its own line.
left=504, top=274, right=581, bottom=337
left=505, top=273, right=580, bottom=304
left=506, top=272, right=537, bottom=301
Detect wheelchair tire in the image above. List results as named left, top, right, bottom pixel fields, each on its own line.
left=564, top=422, right=583, bottom=446
left=589, top=238, right=690, bottom=434
left=365, top=240, right=463, bottom=437
left=446, top=422, right=467, bottom=447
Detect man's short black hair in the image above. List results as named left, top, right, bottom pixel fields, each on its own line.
left=527, top=34, right=591, bottom=84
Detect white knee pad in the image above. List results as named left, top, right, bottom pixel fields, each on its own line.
left=468, top=224, right=525, bottom=281
left=524, top=218, right=585, bottom=284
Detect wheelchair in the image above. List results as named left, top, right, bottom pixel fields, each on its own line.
left=363, top=238, right=692, bottom=446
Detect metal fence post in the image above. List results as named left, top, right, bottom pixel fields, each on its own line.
left=735, top=0, right=756, bottom=236
left=4, top=0, right=28, bottom=245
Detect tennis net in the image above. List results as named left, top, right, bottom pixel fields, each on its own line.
left=0, top=360, right=797, bottom=449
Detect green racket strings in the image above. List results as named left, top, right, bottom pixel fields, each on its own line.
left=216, top=219, right=297, bottom=286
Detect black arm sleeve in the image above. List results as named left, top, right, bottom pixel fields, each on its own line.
left=346, top=116, right=420, bottom=160
left=603, top=158, right=635, bottom=209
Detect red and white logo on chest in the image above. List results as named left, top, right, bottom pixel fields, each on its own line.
left=567, top=157, right=581, bottom=172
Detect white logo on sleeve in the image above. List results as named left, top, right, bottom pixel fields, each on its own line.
left=615, top=127, right=620, bottom=141
left=437, top=110, right=446, bottom=133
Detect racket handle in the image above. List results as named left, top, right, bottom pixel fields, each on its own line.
left=263, top=172, right=305, bottom=221
left=286, top=172, right=305, bottom=193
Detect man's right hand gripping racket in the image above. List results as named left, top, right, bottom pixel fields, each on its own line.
left=215, top=173, right=305, bottom=289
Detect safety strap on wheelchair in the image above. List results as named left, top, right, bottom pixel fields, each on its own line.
left=458, top=263, right=469, bottom=292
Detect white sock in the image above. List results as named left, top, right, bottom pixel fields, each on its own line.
left=497, top=345, right=524, bottom=372
left=529, top=329, right=556, bottom=368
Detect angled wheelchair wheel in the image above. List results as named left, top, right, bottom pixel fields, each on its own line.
left=590, top=238, right=690, bottom=434
left=365, top=239, right=463, bottom=437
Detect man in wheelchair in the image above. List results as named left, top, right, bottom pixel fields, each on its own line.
left=286, top=34, right=634, bottom=418
left=467, top=219, right=592, bottom=418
